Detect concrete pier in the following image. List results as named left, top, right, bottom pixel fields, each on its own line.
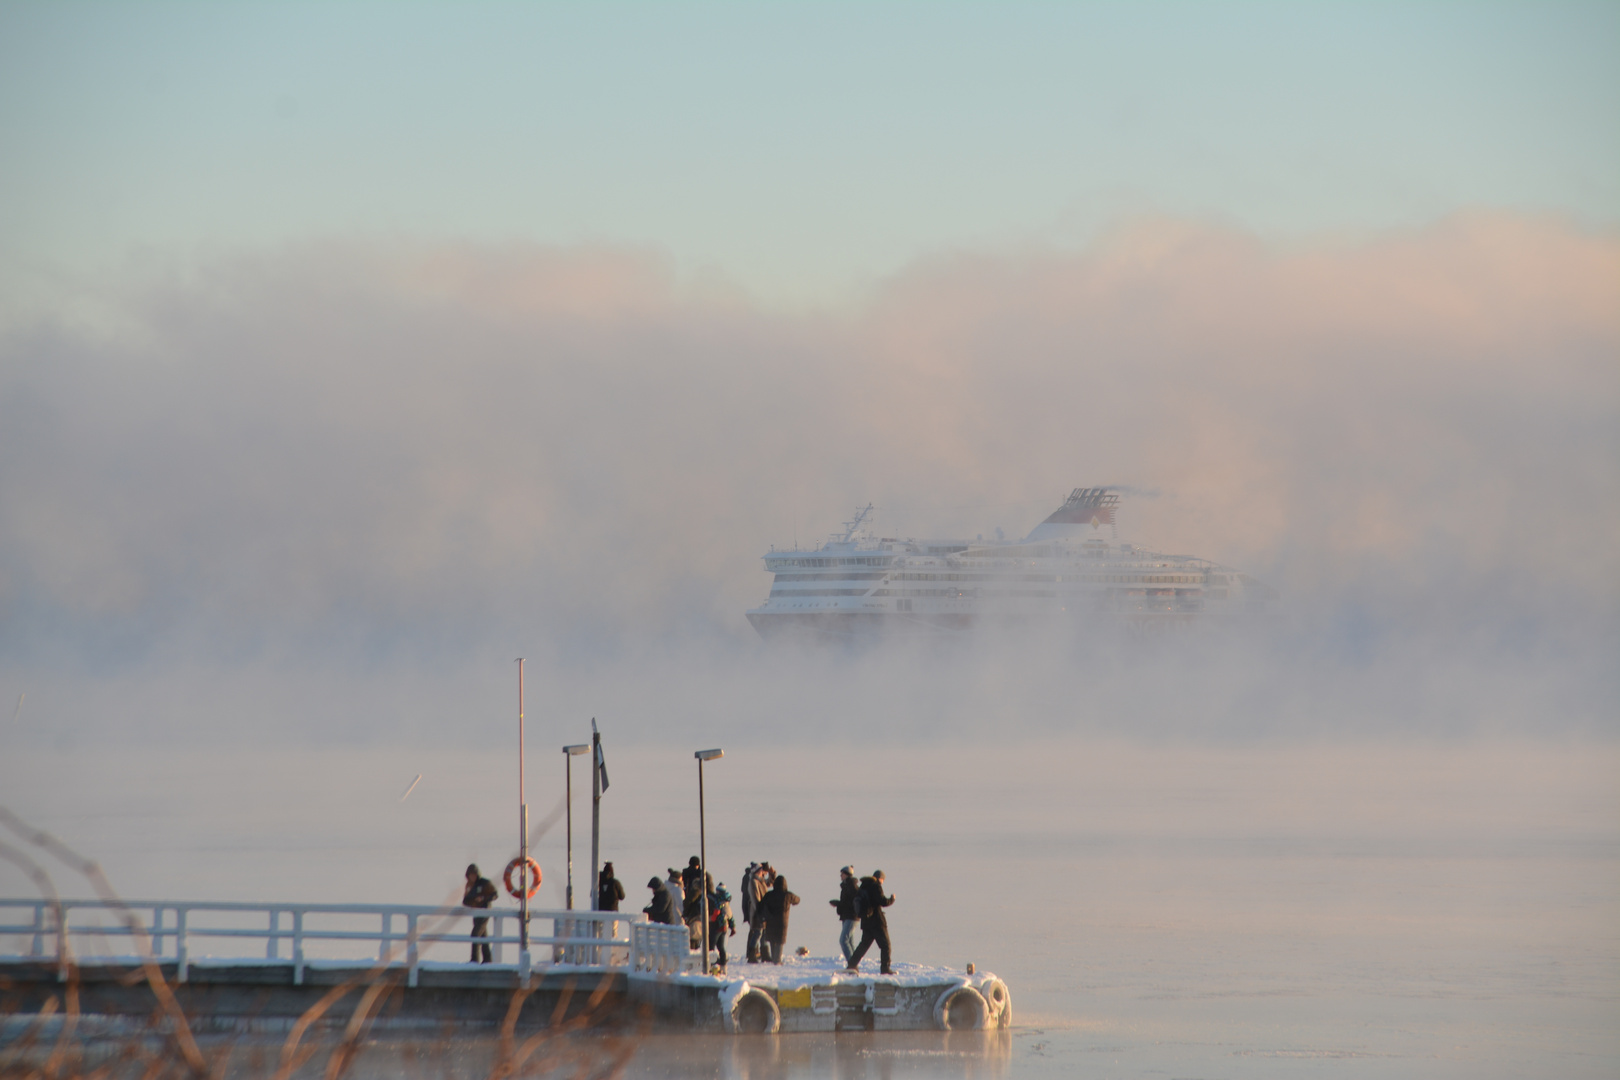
left=0, top=957, right=1010, bottom=1036
left=637, top=958, right=1012, bottom=1034
left=0, top=959, right=630, bottom=1032
left=1, top=899, right=1009, bottom=1036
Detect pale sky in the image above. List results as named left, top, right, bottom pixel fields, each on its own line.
left=1, top=1, right=1615, bottom=308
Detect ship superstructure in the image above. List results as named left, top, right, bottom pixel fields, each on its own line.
left=745, top=489, right=1273, bottom=638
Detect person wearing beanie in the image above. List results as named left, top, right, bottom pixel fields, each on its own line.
left=847, top=870, right=896, bottom=975
left=829, top=865, right=859, bottom=964
left=462, top=863, right=497, bottom=964
left=643, top=875, right=677, bottom=925
left=705, top=873, right=735, bottom=972
left=597, top=862, right=625, bottom=912
left=665, top=868, right=686, bottom=919
left=681, top=856, right=705, bottom=948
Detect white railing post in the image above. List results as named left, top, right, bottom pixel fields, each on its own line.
left=30, top=901, right=45, bottom=957
left=151, top=906, right=164, bottom=959
left=175, top=907, right=189, bottom=984
left=379, top=912, right=391, bottom=962
left=494, top=914, right=503, bottom=965
left=266, top=909, right=278, bottom=960
left=293, top=909, right=305, bottom=986
left=54, top=902, right=68, bottom=982
left=406, top=913, right=419, bottom=988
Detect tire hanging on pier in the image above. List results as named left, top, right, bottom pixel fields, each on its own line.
left=725, top=986, right=780, bottom=1035
left=976, top=976, right=1011, bottom=1026
left=503, top=857, right=541, bottom=899
left=933, top=984, right=989, bottom=1031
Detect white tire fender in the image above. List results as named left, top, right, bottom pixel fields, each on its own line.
left=933, top=984, right=989, bottom=1031
left=725, top=985, right=780, bottom=1035
left=976, top=976, right=1011, bottom=1026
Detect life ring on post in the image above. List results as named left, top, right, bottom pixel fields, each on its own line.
left=503, top=857, right=542, bottom=899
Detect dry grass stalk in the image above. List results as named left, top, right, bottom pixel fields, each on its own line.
left=1, top=807, right=648, bottom=1080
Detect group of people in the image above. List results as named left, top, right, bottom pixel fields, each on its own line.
left=630, top=856, right=739, bottom=969
left=461, top=858, right=895, bottom=974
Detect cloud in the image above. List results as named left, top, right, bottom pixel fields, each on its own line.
left=0, top=215, right=1614, bottom=741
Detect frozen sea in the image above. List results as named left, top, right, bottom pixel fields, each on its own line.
left=1, top=738, right=1615, bottom=1078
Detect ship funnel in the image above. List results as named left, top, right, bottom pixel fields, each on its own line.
left=1023, top=487, right=1120, bottom=541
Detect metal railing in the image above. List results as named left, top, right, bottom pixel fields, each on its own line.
left=0, top=899, right=697, bottom=987
left=629, top=920, right=697, bottom=976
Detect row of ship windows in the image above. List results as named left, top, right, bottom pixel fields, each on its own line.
left=770, top=572, right=1206, bottom=585
left=770, top=572, right=889, bottom=582
left=890, top=572, right=1204, bottom=585
left=771, top=587, right=1116, bottom=600
left=767, top=556, right=893, bottom=569
left=770, top=577, right=1204, bottom=598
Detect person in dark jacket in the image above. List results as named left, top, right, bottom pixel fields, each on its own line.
left=846, top=870, right=895, bottom=975
left=681, top=856, right=704, bottom=947
left=463, top=864, right=497, bottom=964
left=740, top=862, right=760, bottom=926
left=757, top=875, right=801, bottom=963
left=597, top=863, right=625, bottom=912
left=643, top=876, right=677, bottom=925
left=744, top=861, right=775, bottom=963
left=829, top=865, right=858, bottom=964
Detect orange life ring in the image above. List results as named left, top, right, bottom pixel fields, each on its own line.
left=503, top=856, right=541, bottom=899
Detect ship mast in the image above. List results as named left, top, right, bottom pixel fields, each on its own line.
left=839, top=504, right=874, bottom=543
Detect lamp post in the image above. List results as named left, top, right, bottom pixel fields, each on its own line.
left=694, top=748, right=724, bottom=974
left=516, top=659, right=530, bottom=977
left=562, top=744, right=590, bottom=910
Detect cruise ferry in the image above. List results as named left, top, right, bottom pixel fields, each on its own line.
left=745, top=488, right=1274, bottom=638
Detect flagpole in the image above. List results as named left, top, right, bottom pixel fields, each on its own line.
left=590, top=719, right=601, bottom=911
left=517, top=659, right=529, bottom=974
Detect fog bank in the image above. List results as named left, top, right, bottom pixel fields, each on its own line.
left=1, top=214, right=1615, bottom=745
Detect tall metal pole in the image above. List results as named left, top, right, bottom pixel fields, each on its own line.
left=693, top=749, right=722, bottom=973
left=517, top=659, right=529, bottom=955
left=698, top=757, right=709, bottom=974
left=565, top=753, right=573, bottom=910
left=590, top=722, right=601, bottom=911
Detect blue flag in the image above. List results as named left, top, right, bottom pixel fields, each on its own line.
left=592, top=717, right=609, bottom=791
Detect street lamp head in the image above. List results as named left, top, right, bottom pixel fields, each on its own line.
left=563, top=744, right=590, bottom=755
left=694, top=748, right=724, bottom=762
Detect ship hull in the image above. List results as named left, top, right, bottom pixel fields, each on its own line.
left=745, top=608, right=1200, bottom=640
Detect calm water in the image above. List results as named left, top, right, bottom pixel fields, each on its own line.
left=2, top=739, right=1615, bottom=1078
